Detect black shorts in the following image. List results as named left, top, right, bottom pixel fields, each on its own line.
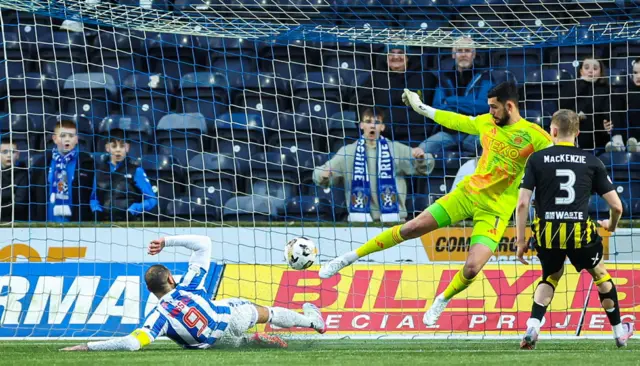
left=536, top=239, right=604, bottom=278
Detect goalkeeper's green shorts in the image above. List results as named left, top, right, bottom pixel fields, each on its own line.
left=426, top=187, right=509, bottom=252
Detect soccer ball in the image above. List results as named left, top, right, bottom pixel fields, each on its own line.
left=284, top=237, right=318, bottom=270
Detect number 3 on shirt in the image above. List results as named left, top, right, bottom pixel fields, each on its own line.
left=184, top=307, right=208, bottom=336
left=556, top=169, right=576, bottom=205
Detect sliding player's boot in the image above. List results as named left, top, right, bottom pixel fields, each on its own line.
left=423, top=294, right=449, bottom=326
left=303, top=303, right=326, bottom=334
left=520, top=327, right=539, bottom=350
left=251, top=333, right=288, bottom=348
left=319, top=255, right=354, bottom=279
left=615, top=322, right=634, bottom=348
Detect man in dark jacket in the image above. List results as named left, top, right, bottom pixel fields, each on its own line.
left=31, top=119, right=95, bottom=222
left=0, top=137, right=28, bottom=221
left=355, top=45, right=437, bottom=145
left=91, top=129, right=157, bottom=221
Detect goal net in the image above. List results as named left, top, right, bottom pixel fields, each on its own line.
left=0, top=0, right=638, bottom=340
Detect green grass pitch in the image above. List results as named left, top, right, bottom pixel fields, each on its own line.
left=0, top=339, right=637, bottom=365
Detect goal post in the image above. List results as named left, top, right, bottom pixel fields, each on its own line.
left=0, top=0, right=638, bottom=341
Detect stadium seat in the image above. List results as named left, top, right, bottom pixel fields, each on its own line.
left=139, top=154, right=185, bottom=219
left=178, top=72, right=230, bottom=125
left=492, top=48, right=542, bottom=83
left=90, top=31, right=145, bottom=86
left=119, top=0, right=170, bottom=10
left=260, top=39, right=310, bottom=80
left=213, top=112, right=265, bottom=161
left=231, top=72, right=290, bottom=127
left=321, top=52, right=371, bottom=88
left=599, top=152, right=633, bottom=181
left=280, top=196, right=335, bottom=222
left=122, top=73, right=175, bottom=128
left=44, top=115, right=94, bottom=152
left=328, top=111, right=360, bottom=153
left=0, top=31, right=32, bottom=79
left=173, top=0, right=225, bottom=11
left=266, top=113, right=324, bottom=164
left=198, top=37, right=259, bottom=86
left=8, top=73, right=58, bottom=138
left=292, top=71, right=342, bottom=102
left=293, top=100, right=340, bottom=130
left=61, top=73, right=118, bottom=126
left=97, top=115, right=154, bottom=158
left=222, top=195, right=278, bottom=222
left=144, top=33, right=203, bottom=82
left=37, top=32, right=89, bottom=82
left=523, top=67, right=574, bottom=101
left=166, top=197, right=221, bottom=222
left=187, top=153, right=238, bottom=218
left=156, top=113, right=208, bottom=164
left=0, top=114, right=36, bottom=153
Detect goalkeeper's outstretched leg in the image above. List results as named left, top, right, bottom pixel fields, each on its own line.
left=521, top=261, right=634, bottom=350
left=320, top=199, right=500, bottom=326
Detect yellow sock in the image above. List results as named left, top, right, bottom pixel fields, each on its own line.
left=354, top=225, right=405, bottom=258
left=442, top=270, right=476, bottom=300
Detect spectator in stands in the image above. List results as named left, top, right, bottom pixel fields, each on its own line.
left=560, top=57, right=622, bottom=151
left=313, top=107, right=435, bottom=222
left=626, top=58, right=640, bottom=152
left=91, top=129, right=157, bottom=221
left=420, top=36, right=488, bottom=156
left=0, top=137, right=28, bottom=221
left=31, top=120, right=95, bottom=222
left=354, top=45, right=437, bottom=143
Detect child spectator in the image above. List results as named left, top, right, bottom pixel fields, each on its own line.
left=91, top=129, right=157, bottom=221
left=0, top=137, right=28, bottom=221
left=31, top=119, right=95, bottom=222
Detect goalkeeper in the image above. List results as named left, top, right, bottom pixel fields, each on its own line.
left=62, top=235, right=325, bottom=352
left=319, top=82, right=553, bottom=326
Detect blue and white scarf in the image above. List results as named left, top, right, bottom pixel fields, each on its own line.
left=349, top=137, right=400, bottom=222
left=49, top=147, right=77, bottom=217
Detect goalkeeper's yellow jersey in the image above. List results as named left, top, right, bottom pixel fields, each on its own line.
left=434, top=110, right=553, bottom=216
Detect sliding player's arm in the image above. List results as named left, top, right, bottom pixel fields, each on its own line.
left=593, top=160, right=623, bottom=232
left=148, top=235, right=212, bottom=291
left=402, top=88, right=480, bottom=135
left=60, top=310, right=168, bottom=352
left=515, top=156, right=538, bottom=265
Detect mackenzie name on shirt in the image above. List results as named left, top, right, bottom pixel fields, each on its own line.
left=543, top=154, right=586, bottom=164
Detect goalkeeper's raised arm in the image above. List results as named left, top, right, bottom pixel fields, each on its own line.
left=402, top=88, right=480, bottom=136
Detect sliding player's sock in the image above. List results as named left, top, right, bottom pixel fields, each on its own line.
left=596, top=278, right=623, bottom=338
left=526, top=301, right=548, bottom=331
left=267, top=307, right=312, bottom=328
left=354, top=225, right=405, bottom=258
left=442, top=270, right=476, bottom=300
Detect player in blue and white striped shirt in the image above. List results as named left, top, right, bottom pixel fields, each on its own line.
left=61, top=235, right=325, bottom=351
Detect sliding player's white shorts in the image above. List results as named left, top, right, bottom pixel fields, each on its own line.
left=214, top=298, right=259, bottom=337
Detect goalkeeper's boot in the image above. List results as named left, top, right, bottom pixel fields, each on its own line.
left=520, top=327, right=539, bottom=350
left=615, top=322, right=634, bottom=348
left=251, top=332, right=288, bottom=348
left=423, top=294, right=449, bottom=326
left=303, top=303, right=326, bottom=334
left=319, top=255, right=354, bottom=279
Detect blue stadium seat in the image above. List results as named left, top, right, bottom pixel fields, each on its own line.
left=8, top=73, right=58, bottom=136
left=266, top=113, right=323, bottom=164
left=260, top=39, right=310, bottom=79
left=0, top=114, right=36, bottom=153
left=139, top=154, right=185, bottom=219
left=299, top=152, right=331, bottom=184
left=213, top=112, right=265, bottom=161
left=599, top=152, right=633, bottom=181
left=90, top=31, right=144, bottom=86
left=280, top=196, right=335, bottom=222
left=188, top=153, right=239, bottom=209
left=293, top=100, right=340, bottom=129
left=492, top=48, right=542, bottom=83
left=166, top=197, right=221, bottom=221
left=178, top=72, right=230, bottom=125
left=610, top=68, right=628, bottom=93
left=222, top=195, right=279, bottom=222
left=156, top=113, right=208, bottom=164
left=0, top=31, right=32, bottom=78
left=249, top=151, right=299, bottom=182
left=292, top=71, right=342, bottom=101
left=197, top=37, right=259, bottom=86
left=119, top=0, right=170, bottom=10
left=122, top=73, right=175, bottom=127
left=231, top=72, right=290, bottom=126
left=490, top=69, right=518, bottom=85
left=97, top=115, right=153, bottom=158
left=173, top=0, right=224, bottom=11
left=61, top=73, right=118, bottom=125
left=37, top=32, right=89, bottom=82
left=524, top=67, right=574, bottom=100
left=300, top=182, right=348, bottom=221
left=44, top=115, right=94, bottom=152
left=144, top=33, right=203, bottom=82
left=328, top=111, right=360, bottom=153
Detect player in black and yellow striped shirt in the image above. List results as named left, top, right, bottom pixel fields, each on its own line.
left=515, top=109, right=632, bottom=349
